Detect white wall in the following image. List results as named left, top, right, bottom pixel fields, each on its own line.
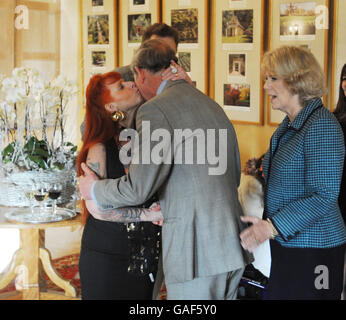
left=0, top=229, right=20, bottom=274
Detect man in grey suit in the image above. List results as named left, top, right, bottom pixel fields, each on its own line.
left=79, top=39, right=253, bottom=300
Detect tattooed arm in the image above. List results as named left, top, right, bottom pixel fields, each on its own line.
left=86, top=143, right=107, bottom=179
left=85, top=200, right=163, bottom=223
left=85, top=143, right=163, bottom=223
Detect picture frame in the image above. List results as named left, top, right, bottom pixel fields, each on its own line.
left=118, top=0, right=160, bottom=68
left=81, top=0, right=118, bottom=90
left=210, top=0, right=265, bottom=125
left=267, top=0, right=329, bottom=126
left=162, top=0, right=209, bottom=94
left=92, top=0, right=105, bottom=12
left=330, top=0, right=346, bottom=111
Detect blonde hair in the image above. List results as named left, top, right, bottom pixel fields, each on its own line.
left=261, top=46, right=327, bottom=106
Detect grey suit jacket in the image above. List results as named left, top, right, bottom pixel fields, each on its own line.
left=94, top=80, right=253, bottom=284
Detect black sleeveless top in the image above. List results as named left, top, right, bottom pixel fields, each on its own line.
left=82, top=137, right=161, bottom=274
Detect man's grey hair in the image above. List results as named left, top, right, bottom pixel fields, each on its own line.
left=131, top=39, right=177, bottom=75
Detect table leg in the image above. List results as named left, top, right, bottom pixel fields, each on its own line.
left=18, top=228, right=77, bottom=300
left=39, top=248, right=77, bottom=298
left=0, top=249, right=23, bottom=291
left=20, top=229, right=41, bottom=300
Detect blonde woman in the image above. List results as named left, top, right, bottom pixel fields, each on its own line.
left=240, top=46, right=346, bottom=300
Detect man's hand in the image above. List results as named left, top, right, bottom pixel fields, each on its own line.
left=78, top=162, right=99, bottom=201
left=239, top=216, right=272, bottom=253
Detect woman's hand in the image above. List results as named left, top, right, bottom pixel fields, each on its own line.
left=146, top=202, right=164, bottom=225
left=161, top=60, right=194, bottom=86
left=150, top=202, right=163, bottom=226
left=85, top=199, right=104, bottom=219
left=239, top=216, right=272, bottom=253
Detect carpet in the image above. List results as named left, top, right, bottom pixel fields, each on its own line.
left=0, top=253, right=167, bottom=299
left=0, top=253, right=81, bottom=297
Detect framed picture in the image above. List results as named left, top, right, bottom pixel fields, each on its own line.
left=330, top=0, right=346, bottom=111
left=162, top=0, right=209, bottom=94
left=222, top=9, right=254, bottom=51
left=92, top=0, right=104, bottom=6
left=118, top=0, right=160, bottom=67
left=227, top=53, right=247, bottom=82
left=87, top=15, right=110, bottom=45
left=82, top=0, right=117, bottom=90
left=92, top=0, right=104, bottom=12
left=127, top=13, right=152, bottom=44
left=210, top=0, right=265, bottom=125
left=171, top=8, right=199, bottom=44
left=92, top=51, right=106, bottom=67
left=267, top=0, right=329, bottom=126
left=129, top=0, right=150, bottom=13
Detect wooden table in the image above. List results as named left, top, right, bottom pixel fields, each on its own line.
left=0, top=206, right=81, bottom=300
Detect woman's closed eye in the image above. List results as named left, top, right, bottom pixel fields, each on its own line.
left=266, top=75, right=278, bottom=81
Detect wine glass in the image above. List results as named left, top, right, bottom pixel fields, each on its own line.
left=23, top=184, right=35, bottom=215
left=48, top=183, right=62, bottom=216
left=33, top=183, right=49, bottom=215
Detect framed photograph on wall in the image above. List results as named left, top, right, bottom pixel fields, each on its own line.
left=210, top=0, right=265, bottom=125
left=129, top=0, right=150, bottom=12
left=87, top=14, right=110, bottom=45
left=92, top=0, right=105, bottom=12
left=266, top=0, right=329, bottom=126
left=162, top=0, right=209, bottom=94
left=118, top=0, right=160, bottom=68
left=82, top=0, right=117, bottom=90
left=330, top=0, right=346, bottom=111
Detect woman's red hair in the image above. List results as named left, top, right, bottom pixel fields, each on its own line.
left=77, top=71, right=122, bottom=225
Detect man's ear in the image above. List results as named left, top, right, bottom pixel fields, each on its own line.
left=134, top=66, right=145, bottom=84
left=105, top=102, right=118, bottom=113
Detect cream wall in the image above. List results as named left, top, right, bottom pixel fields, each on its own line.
left=45, top=0, right=82, bottom=259
left=234, top=123, right=276, bottom=168
left=60, top=0, right=82, bottom=146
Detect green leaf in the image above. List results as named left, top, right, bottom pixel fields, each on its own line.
left=52, top=162, right=65, bottom=170
left=28, top=155, right=47, bottom=169
left=31, top=148, right=49, bottom=158
left=2, top=142, right=15, bottom=157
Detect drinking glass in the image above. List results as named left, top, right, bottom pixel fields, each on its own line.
left=23, top=185, right=35, bottom=215
left=48, top=183, right=62, bottom=215
left=33, top=183, right=49, bottom=215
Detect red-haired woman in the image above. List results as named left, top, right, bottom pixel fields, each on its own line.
left=77, top=72, right=162, bottom=300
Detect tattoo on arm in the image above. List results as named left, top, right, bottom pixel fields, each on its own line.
left=88, top=161, right=101, bottom=177
left=95, top=207, right=162, bottom=223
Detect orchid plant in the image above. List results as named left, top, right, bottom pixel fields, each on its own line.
left=0, top=67, right=78, bottom=173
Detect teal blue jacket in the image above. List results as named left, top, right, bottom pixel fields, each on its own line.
left=263, top=98, right=346, bottom=248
